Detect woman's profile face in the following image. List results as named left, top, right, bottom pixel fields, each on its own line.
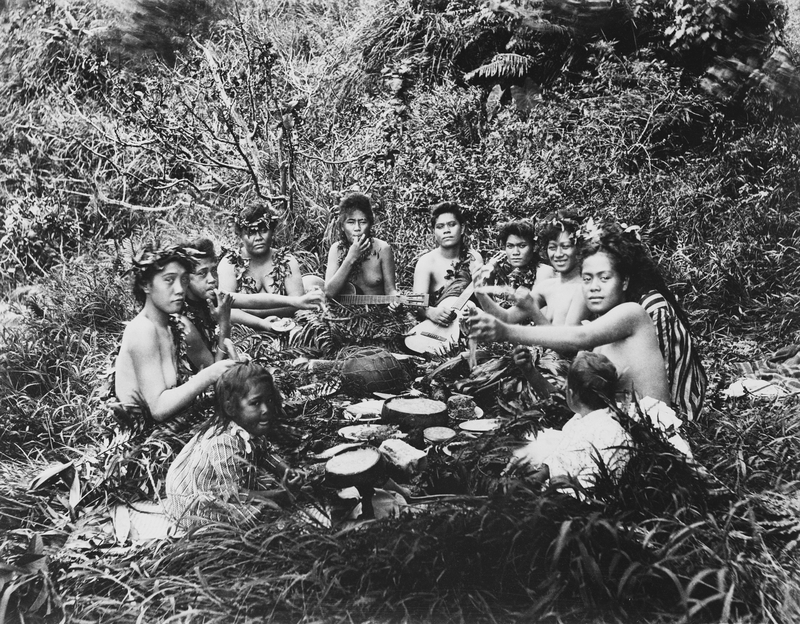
left=145, top=261, right=189, bottom=314
left=546, top=231, right=577, bottom=274
left=343, top=209, right=371, bottom=244
left=581, top=251, right=627, bottom=315
left=240, top=222, right=274, bottom=257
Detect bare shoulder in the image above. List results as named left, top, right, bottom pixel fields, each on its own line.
left=372, top=238, right=392, bottom=252
left=535, top=276, right=560, bottom=294
left=469, top=249, right=483, bottom=264
left=415, top=248, right=437, bottom=268
left=218, top=255, right=235, bottom=270
left=611, top=301, right=652, bottom=323
left=536, top=264, right=556, bottom=281
left=120, top=314, right=158, bottom=354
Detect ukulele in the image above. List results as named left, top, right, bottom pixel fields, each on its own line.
left=302, top=275, right=429, bottom=307
left=404, top=252, right=503, bottom=355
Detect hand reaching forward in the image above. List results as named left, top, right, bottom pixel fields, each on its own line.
left=469, top=308, right=508, bottom=343
left=296, top=288, right=326, bottom=310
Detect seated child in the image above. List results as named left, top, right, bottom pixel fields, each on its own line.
left=165, top=361, right=302, bottom=529
left=509, top=351, right=631, bottom=490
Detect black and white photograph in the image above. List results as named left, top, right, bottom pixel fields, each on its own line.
left=2, top=0, right=800, bottom=621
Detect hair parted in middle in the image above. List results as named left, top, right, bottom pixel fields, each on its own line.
left=129, top=243, right=198, bottom=306
left=336, top=193, right=375, bottom=242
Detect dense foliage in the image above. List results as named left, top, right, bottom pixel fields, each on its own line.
left=2, top=0, right=800, bottom=622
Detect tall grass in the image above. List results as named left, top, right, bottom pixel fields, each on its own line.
left=2, top=0, right=800, bottom=622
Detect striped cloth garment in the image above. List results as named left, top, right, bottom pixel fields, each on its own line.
left=165, top=422, right=267, bottom=529
left=639, top=291, right=707, bottom=421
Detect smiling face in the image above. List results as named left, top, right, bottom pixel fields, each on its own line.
left=504, top=234, right=535, bottom=268
left=233, top=380, right=278, bottom=437
left=144, top=261, right=189, bottom=314
left=343, top=209, right=371, bottom=244
left=188, top=257, right=218, bottom=302
left=433, top=212, right=464, bottom=249
left=581, top=251, right=628, bottom=315
left=546, top=231, right=578, bottom=274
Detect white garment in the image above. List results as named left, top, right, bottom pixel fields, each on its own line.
left=629, top=396, right=693, bottom=458
left=513, top=408, right=631, bottom=489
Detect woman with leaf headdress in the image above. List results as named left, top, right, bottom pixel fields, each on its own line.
left=217, top=200, right=325, bottom=332
left=92, top=243, right=237, bottom=505
left=114, top=244, right=236, bottom=422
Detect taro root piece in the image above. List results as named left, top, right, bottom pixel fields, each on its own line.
left=382, top=397, right=448, bottom=431
left=379, top=439, right=428, bottom=479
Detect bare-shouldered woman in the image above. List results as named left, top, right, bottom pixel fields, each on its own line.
left=324, top=193, right=398, bottom=302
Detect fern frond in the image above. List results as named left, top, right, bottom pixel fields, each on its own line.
left=464, top=53, right=533, bottom=81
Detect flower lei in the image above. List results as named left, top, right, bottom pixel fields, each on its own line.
left=226, top=246, right=292, bottom=296
left=492, top=256, right=538, bottom=290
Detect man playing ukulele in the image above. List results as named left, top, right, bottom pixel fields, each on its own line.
left=412, top=202, right=483, bottom=326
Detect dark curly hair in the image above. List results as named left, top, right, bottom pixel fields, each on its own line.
left=497, top=219, right=536, bottom=247
left=180, top=237, right=217, bottom=261
left=578, top=220, right=690, bottom=325
left=538, top=209, right=585, bottom=246
left=430, top=201, right=467, bottom=230
left=207, top=361, right=285, bottom=435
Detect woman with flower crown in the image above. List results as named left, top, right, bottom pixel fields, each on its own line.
left=114, top=245, right=236, bottom=421
left=91, top=244, right=238, bottom=505
left=217, top=200, right=325, bottom=332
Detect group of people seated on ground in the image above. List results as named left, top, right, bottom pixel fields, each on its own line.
left=103, top=191, right=707, bottom=528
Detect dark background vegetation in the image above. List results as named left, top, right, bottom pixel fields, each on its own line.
left=2, top=0, right=800, bottom=621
